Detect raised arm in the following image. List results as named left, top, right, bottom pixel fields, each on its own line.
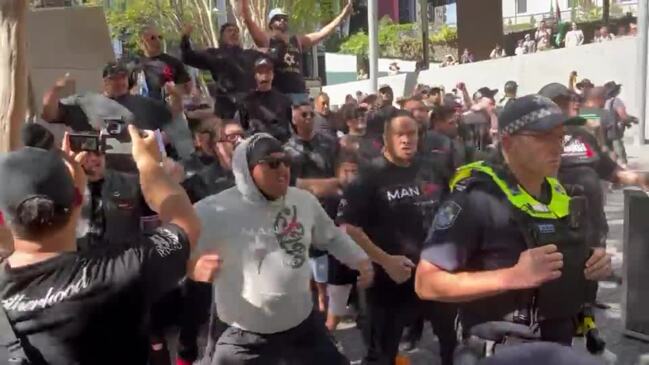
left=180, top=25, right=215, bottom=70
left=130, top=125, right=200, bottom=247
left=42, top=74, right=72, bottom=122
left=299, top=0, right=353, bottom=49
left=241, top=0, right=270, bottom=47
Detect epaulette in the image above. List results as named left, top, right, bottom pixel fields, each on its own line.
left=453, top=171, right=493, bottom=193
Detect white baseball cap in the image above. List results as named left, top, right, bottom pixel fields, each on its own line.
left=268, top=8, right=288, bottom=25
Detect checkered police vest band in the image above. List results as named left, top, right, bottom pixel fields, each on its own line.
left=502, top=105, right=562, bottom=135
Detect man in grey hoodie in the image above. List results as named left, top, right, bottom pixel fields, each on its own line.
left=195, top=133, right=373, bottom=364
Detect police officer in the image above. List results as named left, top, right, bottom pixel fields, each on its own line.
left=539, top=82, right=649, bottom=354
left=415, top=95, right=613, bottom=363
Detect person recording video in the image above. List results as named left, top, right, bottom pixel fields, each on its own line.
left=0, top=126, right=207, bottom=365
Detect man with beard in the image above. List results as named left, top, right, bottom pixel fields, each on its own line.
left=180, top=23, right=263, bottom=119
left=237, top=57, right=293, bottom=143
left=240, top=0, right=353, bottom=103
left=194, top=134, right=373, bottom=364
left=339, top=111, right=456, bottom=365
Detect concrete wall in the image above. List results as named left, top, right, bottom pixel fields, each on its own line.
left=323, top=36, right=647, bottom=138
left=27, top=6, right=115, bottom=110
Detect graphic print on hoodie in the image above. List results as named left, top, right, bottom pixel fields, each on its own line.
left=194, top=134, right=368, bottom=334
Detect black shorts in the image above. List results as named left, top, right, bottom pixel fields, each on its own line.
left=327, top=254, right=358, bottom=286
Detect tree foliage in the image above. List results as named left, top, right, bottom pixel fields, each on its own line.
left=339, top=17, right=457, bottom=61
left=96, top=0, right=333, bottom=53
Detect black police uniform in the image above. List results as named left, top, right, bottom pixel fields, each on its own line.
left=559, top=123, right=619, bottom=253
left=558, top=122, right=620, bottom=353
left=338, top=156, right=456, bottom=365
left=423, top=162, right=588, bottom=345
left=421, top=95, right=591, bottom=362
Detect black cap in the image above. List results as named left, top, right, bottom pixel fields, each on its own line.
left=254, top=57, right=274, bottom=70
left=504, top=81, right=518, bottom=93
left=498, top=94, right=567, bottom=135
left=102, top=61, right=129, bottom=79
left=538, top=82, right=574, bottom=101
left=0, top=148, right=75, bottom=221
left=576, top=78, right=594, bottom=90
left=246, top=134, right=284, bottom=169
left=474, top=87, right=498, bottom=101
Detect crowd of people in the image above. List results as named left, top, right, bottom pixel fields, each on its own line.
left=509, top=20, right=637, bottom=58
left=0, top=1, right=648, bottom=365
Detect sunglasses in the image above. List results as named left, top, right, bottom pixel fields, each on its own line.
left=274, top=16, right=289, bottom=23
left=301, top=111, right=315, bottom=119
left=259, top=156, right=291, bottom=169
left=149, top=35, right=163, bottom=41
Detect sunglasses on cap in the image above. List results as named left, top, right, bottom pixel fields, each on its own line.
left=258, top=155, right=291, bottom=169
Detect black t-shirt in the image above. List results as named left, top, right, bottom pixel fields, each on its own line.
left=238, top=89, right=293, bottom=143
left=140, top=53, right=191, bottom=101
left=285, top=133, right=338, bottom=179
left=180, top=37, right=260, bottom=96
left=58, top=94, right=172, bottom=132
left=338, top=157, right=447, bottom=305
left=268, top=36, right=306, bottom=94
left=560, top=126, right=617, bottom=180
left=0, top=224, right=190, bottom=365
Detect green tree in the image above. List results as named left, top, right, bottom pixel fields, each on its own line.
left=339, top=17, right=457, bottom=61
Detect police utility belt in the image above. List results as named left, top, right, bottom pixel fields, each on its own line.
left=451, top=162, right=590, bottom=343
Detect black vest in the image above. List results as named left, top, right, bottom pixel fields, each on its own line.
left=268, top=36, right=306, bottom=94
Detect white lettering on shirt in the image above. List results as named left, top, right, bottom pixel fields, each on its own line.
left=150, top=228, right=182, bottom=257
left=2, top=266, right=90, bottom=312
left=386, top=187, right=420, bottom=202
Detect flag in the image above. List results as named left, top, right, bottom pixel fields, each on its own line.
left=556, top=0, right=561, bottom=21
